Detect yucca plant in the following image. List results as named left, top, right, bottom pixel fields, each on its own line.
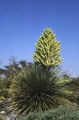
left=9, top=63, right=72, bottom=115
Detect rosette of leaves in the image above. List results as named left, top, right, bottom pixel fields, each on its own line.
left=9, top=63, right=72, bottom=115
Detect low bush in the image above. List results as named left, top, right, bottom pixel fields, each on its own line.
left=68, top=77, right=79, bottom=105
left=21, top=105, right=79, bottom=120
left=0, top=78, right=9, bottom=102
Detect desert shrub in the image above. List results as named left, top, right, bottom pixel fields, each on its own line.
left=9, top=63, right=72, bottom=115
left=68, top=77, right=79, bottom=105
left=21, top=105, right=79, bottom=120
left=0, top=78, right=9, bottom=102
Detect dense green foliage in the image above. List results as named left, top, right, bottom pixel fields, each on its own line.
left=0, top=58, right=28, bottom=111
left=68, top=77, right=79, bottom=105
left=33, top=28, right=63, bottom=71
left=21, top=105, right=79, bottom=120
left=9, top=63, right=72, bottom=115
left=0, top=77, right=9, bottom=102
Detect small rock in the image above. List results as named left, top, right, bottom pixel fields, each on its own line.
left=0, top=111, right=6, bottom=114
